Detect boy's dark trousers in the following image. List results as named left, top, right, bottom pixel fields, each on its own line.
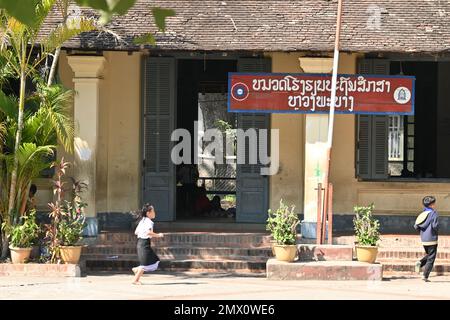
left=420, top=245, right=438, bottom=279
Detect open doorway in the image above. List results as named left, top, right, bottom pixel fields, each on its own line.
left=387, top=61, right=450, bottom=179
left=175, top=59, right=237, bottom=221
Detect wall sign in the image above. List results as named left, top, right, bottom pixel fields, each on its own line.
left=228, top=73, right=415, bottom=114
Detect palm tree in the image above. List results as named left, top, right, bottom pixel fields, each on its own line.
left=0, top=0, right=95, bottom=245
left=0, top=77, right=74, bottom=258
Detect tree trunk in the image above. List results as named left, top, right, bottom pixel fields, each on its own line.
left=47, top=46, right=61, bottom=86
left=7, top=65, right=26, bottom=221
left=0, top=231, right=9, bottom=261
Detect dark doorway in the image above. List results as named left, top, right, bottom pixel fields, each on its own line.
left=388, top=61, right=450, bottom=178
left=175, top=59, right=238, bottom=221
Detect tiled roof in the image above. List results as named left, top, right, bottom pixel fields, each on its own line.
left=42, top=0, right=450, bottom=53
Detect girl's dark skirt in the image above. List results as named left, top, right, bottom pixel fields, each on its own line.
left=136, top=238, right=160, bottom=272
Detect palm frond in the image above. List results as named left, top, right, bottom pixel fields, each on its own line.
left=38, top=84, right=74, bottom=152
left=43, top=16, right=96, bottom=53
left=16, top=142, right=55, bottom=178
left=34, top=0, right=58, bottom=32
left=0, top=121, right=5, bottom=145
left=0, top=89, right=18, bottom=119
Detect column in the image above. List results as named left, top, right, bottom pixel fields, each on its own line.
left=68, top=55, right=106, bottom=237
left=299, top=57, right=333, bottom=239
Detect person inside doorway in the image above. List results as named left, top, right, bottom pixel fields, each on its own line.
left=194, top=186, right=212, bottom=217
left=177, top=164, right=199, bottom=216
left=210, top=195, right=226, bottom=217
left=19, top=184, right=37, bottom=216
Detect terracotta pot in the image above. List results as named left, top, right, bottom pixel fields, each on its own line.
left=9, top=247, right=32, bottom=264
left=60, top=246, right=82, bottom=264
left=355, top=245, right=378, bottom=264
left=273, top=244, right=297, bottom=262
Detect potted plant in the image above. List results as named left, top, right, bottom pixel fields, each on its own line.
left=266, top=199, right=300, bottom=262
left=47, top=159, right=87, bottom=264
left=353, top=203, right=380, bottom=263
left=2, top=210, right=39, bottom=264
left=58, top=197, right=86, bottom=264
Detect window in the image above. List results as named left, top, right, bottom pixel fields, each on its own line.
left=357, top=59, right=450, bottom=180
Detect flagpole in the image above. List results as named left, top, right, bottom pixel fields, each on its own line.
left=321, top=0, right=343, bottom=244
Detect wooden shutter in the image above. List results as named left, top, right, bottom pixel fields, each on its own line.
left=356, top=59, right=389, bottom=179
left=236, top=57, right=271, bottom=223
left=372, top=115, right=389, bottom=179
left=357, top=114, right=371, bottom=178
left=142, top=57, right=176, bottom=221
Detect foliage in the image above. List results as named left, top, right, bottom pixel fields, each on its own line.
left=0, top=77, right=72, bottom=228
left=2, top=210, right=39, bottom=248
left=0, top=1, right=91, bottom=245
left=215, top=119, right=237, bottom=154
left=0, top=0, right=40, bottom=27
left=57, top=180, right=87, bottom=246
left=266, top=199, right=299, bottom=245
left=353, top=203, right=380, bottom=246
left=46, top=158, right=86, bottom=262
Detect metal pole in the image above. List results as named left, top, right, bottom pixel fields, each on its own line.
left=322, top=0, right=343, bottom=239
left=327, top=0, right=344, bottom=148
left=316, top=183, right=323, bottom=245
left=327, top=183, right=333, bottom=244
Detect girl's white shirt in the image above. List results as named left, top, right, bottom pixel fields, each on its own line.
left=135, top=217, right=154, bottom=239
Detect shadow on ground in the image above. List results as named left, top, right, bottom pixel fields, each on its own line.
left=87, top=270, right=266, bottom=279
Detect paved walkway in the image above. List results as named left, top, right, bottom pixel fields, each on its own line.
left=1, top=272, right=450, bottom=300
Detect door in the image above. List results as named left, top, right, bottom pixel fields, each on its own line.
left=236, top=58, right=271, bottom=223
left=142, top=57, right=176, bottom=221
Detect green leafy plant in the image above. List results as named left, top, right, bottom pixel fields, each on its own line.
left=353, top=203, right=380, bottom=246
left=266, top=199, right=299, bottom=245
left=2, top=210, right=39, bottom=248
left=46, top=158, right=87, bottom=262
left=57, top=179, right=87, bottom=246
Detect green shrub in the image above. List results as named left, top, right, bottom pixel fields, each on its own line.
left=266, top=199, right=299, bottom=245
left=2, top=210, right=39, bottom=248
left=353, top=203, right=380, bottom=246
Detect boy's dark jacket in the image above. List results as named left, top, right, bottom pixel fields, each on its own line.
left=414, top=207, right=439, bottom=243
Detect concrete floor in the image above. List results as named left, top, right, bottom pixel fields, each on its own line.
left=1, top=271, right=450, bottom=300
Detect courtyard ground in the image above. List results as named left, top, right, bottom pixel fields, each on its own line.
left=0, top=271, right=449, bottom=300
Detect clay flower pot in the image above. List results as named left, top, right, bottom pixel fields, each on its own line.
left=273, top=244, right=297, bottom=262
left=9, top=247, right=32, bottom=264
left=60, top=246, right=82, bottom=264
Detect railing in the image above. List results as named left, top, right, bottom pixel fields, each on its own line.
left=197, top=177, right=236, bottom=195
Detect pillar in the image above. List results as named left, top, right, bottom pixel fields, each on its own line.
left=67, top=55, right=106, bottom=237
left=299, top=57, right=333, bottom=238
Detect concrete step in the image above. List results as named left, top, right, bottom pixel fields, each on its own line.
left=82, top=251, right=269, bottom=262
left=266, top=259, right=383, bottom=280
left=297, top=244, right=353, bottom=261
left=96, top=232, right=272, bottom=246
left=84, top=245, right=272, bottom=259
left=378, top=248, right=450, bottom=260
left=300, top=235, right=450, bottom=248
left=85, top=258, right=267, bottom=273
left=378, top=259, right=450, bottom=274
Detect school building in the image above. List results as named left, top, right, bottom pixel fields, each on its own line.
left=36, top=0, right=450, bottom=237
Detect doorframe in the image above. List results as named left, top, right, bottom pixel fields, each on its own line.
left=140, top=52, right=270, bottom=222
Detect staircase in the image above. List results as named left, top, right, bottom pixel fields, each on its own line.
left=301, top=234, right=450, bottom=275
left=82, top=232, right=273, bottom=274
left=82, top=232, right=450, bottom=276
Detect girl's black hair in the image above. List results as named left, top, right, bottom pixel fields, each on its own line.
left=141, top=203, right=154, bottom=218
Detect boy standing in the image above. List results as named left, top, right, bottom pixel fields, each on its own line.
left=414, top=196, right=439, bottom=282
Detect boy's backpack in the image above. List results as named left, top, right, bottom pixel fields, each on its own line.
left=415, top=210, right=430, bottom=227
